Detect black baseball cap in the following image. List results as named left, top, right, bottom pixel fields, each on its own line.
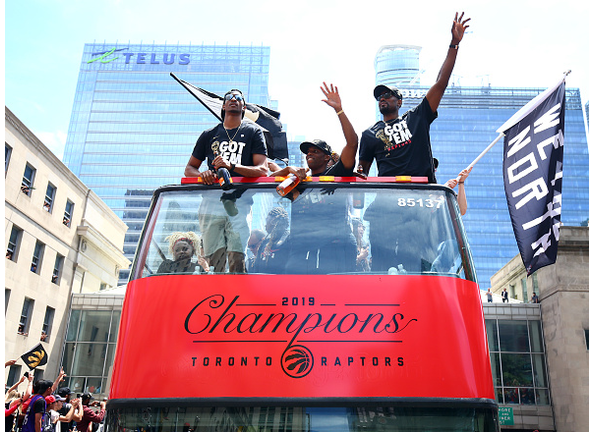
left=300, top=139, right=332, bottom=156
left=57, top=387, right=74, bottom=397
left=373, top=84, right=403, bottom=100
left=81, top=392, right=94, bottom=401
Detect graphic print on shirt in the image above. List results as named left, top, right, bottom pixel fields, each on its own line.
left=377, top=120, right=413, bottom=152
left=211, top=135, right=247, bottom=165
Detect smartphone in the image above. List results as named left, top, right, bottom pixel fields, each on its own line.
left=24, top=372, right=29, bottom=378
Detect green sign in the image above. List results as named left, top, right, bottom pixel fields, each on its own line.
left=498, top=407, right=514, bottom=426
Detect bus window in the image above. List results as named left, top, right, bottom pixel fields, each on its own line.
left=132, top=184, right=474, bottom=281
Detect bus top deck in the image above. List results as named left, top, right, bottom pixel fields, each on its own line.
left=107, top=176, right=499, bottom=432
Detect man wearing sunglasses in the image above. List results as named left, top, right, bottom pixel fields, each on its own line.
left=185, top=88, right=268, bottom=273
left=358, top=12, right=471, bottom=183
left=360, top=12, right=470, bottom=274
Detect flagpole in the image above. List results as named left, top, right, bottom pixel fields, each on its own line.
left=456, top=132, right=504, bottom=181
left=455, top=70, right=571, bottom=182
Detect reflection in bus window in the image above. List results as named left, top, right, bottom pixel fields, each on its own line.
left=136, top=185, right=473, bottom=280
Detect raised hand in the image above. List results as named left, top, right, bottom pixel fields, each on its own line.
left=320, top=82, right=343, bottom=113
left=451, top=12, right=471, bottom=45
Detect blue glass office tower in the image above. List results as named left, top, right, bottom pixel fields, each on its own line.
left=63, top=43, right=273, bottom=282
left=374, top=46, right=589, bottom=290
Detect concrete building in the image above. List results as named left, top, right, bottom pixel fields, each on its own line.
left=4, top=107, right=130, bottom=387
left=490, top=226, right=589, bottom=431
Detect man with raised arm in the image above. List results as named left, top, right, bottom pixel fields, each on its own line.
left=359, top=12, right=471, bottom=182
left=276, top=83, right=359, bottom=274
left=184, top=89, right=268, bottom=273
left=272, top=82, right=358, bottom=180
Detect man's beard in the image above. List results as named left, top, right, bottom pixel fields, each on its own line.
left=379, top=104, right=397, bottom=116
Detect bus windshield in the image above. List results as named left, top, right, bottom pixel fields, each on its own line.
left=132, top=182, right=474, bottom=281
left=106, top=404, right=498, bottom=432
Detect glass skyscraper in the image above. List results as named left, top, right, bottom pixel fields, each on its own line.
left=374, top=47, right=589, bottom=290
left=63, top=43, right=273, bottom=282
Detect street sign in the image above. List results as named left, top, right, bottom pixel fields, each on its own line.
left=499, top=407, right=514, bottom=426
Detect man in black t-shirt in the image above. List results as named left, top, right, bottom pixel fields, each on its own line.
left=359, top=12, right=471, bottom=181
left=272, top=83, right=359, bottom=273
left=185, top=89, right=268, bottom=272
left=360, top=12, right=471, bottom=273
left=272, top=82, right=358, bottom=180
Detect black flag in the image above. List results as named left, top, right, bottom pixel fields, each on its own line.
left=170, top=73, right=288, bottom=160
left=21, top=343, right=48, bottom=370
left=501, top=80, right=565, bottom=275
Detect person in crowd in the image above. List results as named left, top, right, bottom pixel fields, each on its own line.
left=531, top=292, right=539, bottom=303
left=486, top=288, right=493, bottom=303
left=253, top=208, right=291, bottom=274
left=502, top=287, right=509, bottom=303
left=21, top=380, right=53, bottom=432
left=56, top=388, right=83, bottom=432
left=76, top=393, right=105, bottom=432
left=185, top=88, right=268, bottom=273
left=157, top=232, right=208, bottom=274
left=352, top=218, right=370, bottom=272
left=45, top=395, right=80, bottom=432
left=358, top=12, right=471, bottom=181
left=247, top=229, right=266, bottom=272
left=445, top=167, right=472, bottom=215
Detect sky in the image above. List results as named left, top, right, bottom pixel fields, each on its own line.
left=4, top=0, right=591, bottom=160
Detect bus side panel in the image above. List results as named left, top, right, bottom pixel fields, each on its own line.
left=110, top=275, right=494, bottom=400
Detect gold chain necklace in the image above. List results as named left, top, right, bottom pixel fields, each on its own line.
left=224, top=124, right=240, bottom=143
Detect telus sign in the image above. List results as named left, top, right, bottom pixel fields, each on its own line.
left=87, top=47, right=190, bottom=65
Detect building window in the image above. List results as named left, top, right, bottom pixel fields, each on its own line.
left=6, top=225, right=23, bottom=261
left=585, top=329, right=589, bottom=351
left=100, top=283, right=107, bottom=291
left=486, top=319, right=550, bottom=406
left=31, top=241, right=45, bottom=274
left=52, top=254, right=65, bottom=285
left=43, top=183, right=57, bottom=212
left=5, top=143, right=12, bottom=175
left=521, top=278, right=528, bottom=302
left=18, top=298, right=34, bottom=336
left=532, top=273, right=539, bottom=296
left=61, top=309, right=121, bottom=398
left=21, top=164, right=36, bottom=196
left=5, top=289, right=11, bottom=314
left=64, top=200, right=74, bottom=227
left=6, top=365, right=22, bottom=387
left=41, top=307, right=55, bottom=342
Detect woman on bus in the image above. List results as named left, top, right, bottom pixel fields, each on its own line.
left=253, top=207, right=290, bottom=274
left=157, top=232, right=209, bottom=274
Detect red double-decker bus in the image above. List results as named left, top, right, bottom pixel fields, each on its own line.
left=106, top=176, right=499, bottom=431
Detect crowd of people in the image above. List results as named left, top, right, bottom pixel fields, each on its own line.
left=5, top=361, right=106, bottom=432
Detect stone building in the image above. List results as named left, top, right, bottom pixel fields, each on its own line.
left=490, top=226, right=589, bottom=431
left=4, top=107, right=130, bottom=387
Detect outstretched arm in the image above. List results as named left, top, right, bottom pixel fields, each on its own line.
left=321, top=82, right=358, bottom=170
left=445, top=167, right=471, bottom=215
left=51, top=367, right=67, bottom=393
left=426, top=12, right=471, bottom=112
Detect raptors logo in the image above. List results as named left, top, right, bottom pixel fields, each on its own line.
left=281, top=345, right=314, bottom=378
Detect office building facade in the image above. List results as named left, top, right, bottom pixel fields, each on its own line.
left=5, top=108, right=129, bottom=387
left=374, top=45, right=589, bottom=289
left=63, top=43, right=273, bottom=282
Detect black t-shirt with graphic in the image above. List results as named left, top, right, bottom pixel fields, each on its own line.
left=323, top=158, right=354, bottom=176
left=359, top=97, right=437, bottom=183
left=192, top=121, right=267, bottom=174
